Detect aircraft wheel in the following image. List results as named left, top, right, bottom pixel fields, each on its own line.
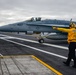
left=38, top=39, right=44, bottom=43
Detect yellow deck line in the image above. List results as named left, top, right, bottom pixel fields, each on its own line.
left=32, top=55, right=63, bottom=75
left=0, top=55, right=63, bottom=75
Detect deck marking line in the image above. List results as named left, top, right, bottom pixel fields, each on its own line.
left=32, top=55, right=63, bottom=75
left=0, top=34, right=68, bottom=50
left=2, top=38, right=67, bottom=59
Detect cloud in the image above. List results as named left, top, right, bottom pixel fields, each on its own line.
left=0, top=0, right=76, bottom=25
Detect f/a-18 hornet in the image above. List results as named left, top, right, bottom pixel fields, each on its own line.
left=0, top=17, right=75, bottom=43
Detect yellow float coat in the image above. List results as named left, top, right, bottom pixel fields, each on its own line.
left=57, top=28, right=76, bottom=43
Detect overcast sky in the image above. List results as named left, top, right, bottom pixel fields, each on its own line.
left=0, top=0, right=76, bottom=26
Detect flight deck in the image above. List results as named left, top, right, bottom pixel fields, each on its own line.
left=0, top=32, right=76, bottom=75
left=0, top=33, right=62, bottom=75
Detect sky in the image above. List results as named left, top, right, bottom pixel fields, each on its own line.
left=0, top=0, right=76, bottom=26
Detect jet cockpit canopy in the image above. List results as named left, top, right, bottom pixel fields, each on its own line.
left=26, top=17, right=41, bottom=22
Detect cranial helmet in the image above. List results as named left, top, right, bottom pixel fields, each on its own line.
left=69, top=22, right=76, bottom=28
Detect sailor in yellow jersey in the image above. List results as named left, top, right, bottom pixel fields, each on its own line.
left=53, top=23, right=76, bottom=68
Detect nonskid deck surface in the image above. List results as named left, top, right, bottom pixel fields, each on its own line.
left=0, top=55, right=60, bottom=75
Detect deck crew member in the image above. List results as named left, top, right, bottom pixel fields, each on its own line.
left=53, top=23, right=76, bottom=68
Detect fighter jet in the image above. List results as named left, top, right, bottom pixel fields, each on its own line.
left=0, top=17, right=75, bottom=43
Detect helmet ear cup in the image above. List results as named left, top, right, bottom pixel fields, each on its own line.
left=69, top=24, right=73, bottom=28
left=74, top=25, right=76, bottom=28
left=71, top=25, right=74, bottom=28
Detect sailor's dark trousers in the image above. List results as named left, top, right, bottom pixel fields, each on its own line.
left=66, top=42, right=76, bottom=66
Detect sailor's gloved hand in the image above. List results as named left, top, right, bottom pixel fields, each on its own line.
left=52, top=26, right=57, bottom=30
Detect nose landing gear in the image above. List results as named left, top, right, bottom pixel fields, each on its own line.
left=38, top=38, right=44, bottom=43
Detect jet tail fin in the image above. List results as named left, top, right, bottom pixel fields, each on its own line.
left=69, top=18, right=73, bottom=26
left=70, top=18, right=72, bottom=23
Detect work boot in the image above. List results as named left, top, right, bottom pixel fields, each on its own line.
left=63, top=61, right=70, bottom=66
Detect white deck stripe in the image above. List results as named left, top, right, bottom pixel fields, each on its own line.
left=0, top=34, right=68, bottom=50
left=2, top=38, right=67, bottom=59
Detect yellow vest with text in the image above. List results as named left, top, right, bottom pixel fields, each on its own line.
left=57, top=28, right=76, bottom=43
